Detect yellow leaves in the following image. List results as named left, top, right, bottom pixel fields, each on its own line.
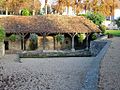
left=105, top=0, right=113, bottom=6
left=54, top=0, right=120, bottom=16
left=0, top=0, right=41, bottom=13
left=92, top=0, right=98, bottom=6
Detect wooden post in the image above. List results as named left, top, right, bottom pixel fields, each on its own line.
left=53, top=36, right=56, bottom=50
left=86, top=33, right=90, bottom=50
left=21, top=33, right=28, bottom=50
left=32, top=10, right=35, bottom=16
left=33, top=0, right=35, bottom=16
left=69, top=33, right=77, bottom=52
left=42, top=33, right=46, bottom=50
left=6, top=7, right=8, bottom=15
left=71, top=36, right=75, bottom=51
left=45, top=0, right=48, bottom=15
left=23, top=37, right=25, bottom=50
left=45, top=4, right=47, bottom=15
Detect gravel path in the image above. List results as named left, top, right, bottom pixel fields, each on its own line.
left=99, top=37, right=120, bottom=90
left=0, top=55, right=95, bottom=90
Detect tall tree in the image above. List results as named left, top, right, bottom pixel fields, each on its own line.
left=65, top=0, right=70, bottom=15
left=34, top=0, right=41, bottom=15
left=105, top=0, right=120, bottom=19
left=45, top=0, right=48, bottom=14
left=52, top=0, right=83, bottom=15
left=52, top=0, right=66, bottom=14
left=71, top=0, right=83, bottom=15
left=0, top=0, right=41, bottom=15
left=83, top=0, right=91, bottom=13
left=0, top=0, right=11, bottom=15
left=83, top=0, right=120, bottom=17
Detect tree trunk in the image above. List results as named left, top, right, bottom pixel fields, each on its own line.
left=6, top=7, right=8, bottom=15
left=67, top=6, right=70, bottom=15
left=45, top=0, right=48, bottom=14
left=32, top=10, right=35, bottom=15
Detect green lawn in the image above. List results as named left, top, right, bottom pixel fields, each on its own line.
left=105, top=30, right=120, bottom=36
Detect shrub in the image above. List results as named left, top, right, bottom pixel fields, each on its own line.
left=81, top=12, right=105, bottom=26
left=29, top=33, right=38, bottom=50
left=115, top=17, right=120, bottom=28
left=0, top=26, right=5, bottom=42
left=99, top=25, right=106, bottom=34
left=21, top=8, right=31, bottom=16
left=91, top=33, right=97, bottom=40
left=9, top=34, right=21, bottom=42
left=77, top=33, right=86, bottom=43
left=55, top=34, right=64, bottom=43
left=9, top=34, right=16, bottom=42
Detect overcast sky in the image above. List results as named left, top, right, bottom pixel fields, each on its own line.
left=114, top=9, right=120, bottom=19
left=40, top=0, right=56, bottom=5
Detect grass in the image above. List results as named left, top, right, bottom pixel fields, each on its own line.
left=105, top=30, right=120, bottom=36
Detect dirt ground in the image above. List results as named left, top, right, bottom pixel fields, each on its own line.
left=99, top=37, right=120, bottom=90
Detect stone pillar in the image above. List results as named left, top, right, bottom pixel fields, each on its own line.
left=0, top=42, right=5, bottom=58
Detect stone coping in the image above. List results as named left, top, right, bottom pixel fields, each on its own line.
left=81, top=40, right=111, bottom=90
left=19, top=49, right=92, bottom=58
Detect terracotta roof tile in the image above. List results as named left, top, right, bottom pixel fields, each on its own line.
left=0, top=15, right=101, bottom=33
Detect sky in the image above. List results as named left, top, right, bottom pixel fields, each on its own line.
left=40, top=0, right=56, bottom=5
left=114, top=9, right=120, bottom=19
left=40, top=0, right=56, bottom=8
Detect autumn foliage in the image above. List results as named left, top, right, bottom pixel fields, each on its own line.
left=0, top=0, right=41, bottom=15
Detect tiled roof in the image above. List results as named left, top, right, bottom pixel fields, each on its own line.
left=0, top=14, right=101, bottom=33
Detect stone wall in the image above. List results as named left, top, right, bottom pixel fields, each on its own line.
left=37, top=36, right=71, bottom=50
left=38, top=36, right=54, bottom=50
left=90, top=40, right=107, bottom=56
left=8, top=36, right=71, bottom=51
left=9, top=40, right=21, bottom=50
left=54, top=37, right=71, bottom=50
left=0, top=42, right=5, bottom=58
left=61, top=37, right=71, bottom=50
left=19, top=50, right=92, bottom=58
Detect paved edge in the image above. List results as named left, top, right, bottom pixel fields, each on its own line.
left=81, top=40, right=111, bottom=90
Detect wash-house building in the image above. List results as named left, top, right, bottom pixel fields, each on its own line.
left=0, top=15, right=100, bottom=53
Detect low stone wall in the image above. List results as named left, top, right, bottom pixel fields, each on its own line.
left=18, top=40, right=108, bottom=58
left=9, top=41, right=21, bottom=50
left=90, top=40, right=107, bottom=56
left=19, top=50, right=92, bottom=58
left=0, top=42, right=5, bottom=58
